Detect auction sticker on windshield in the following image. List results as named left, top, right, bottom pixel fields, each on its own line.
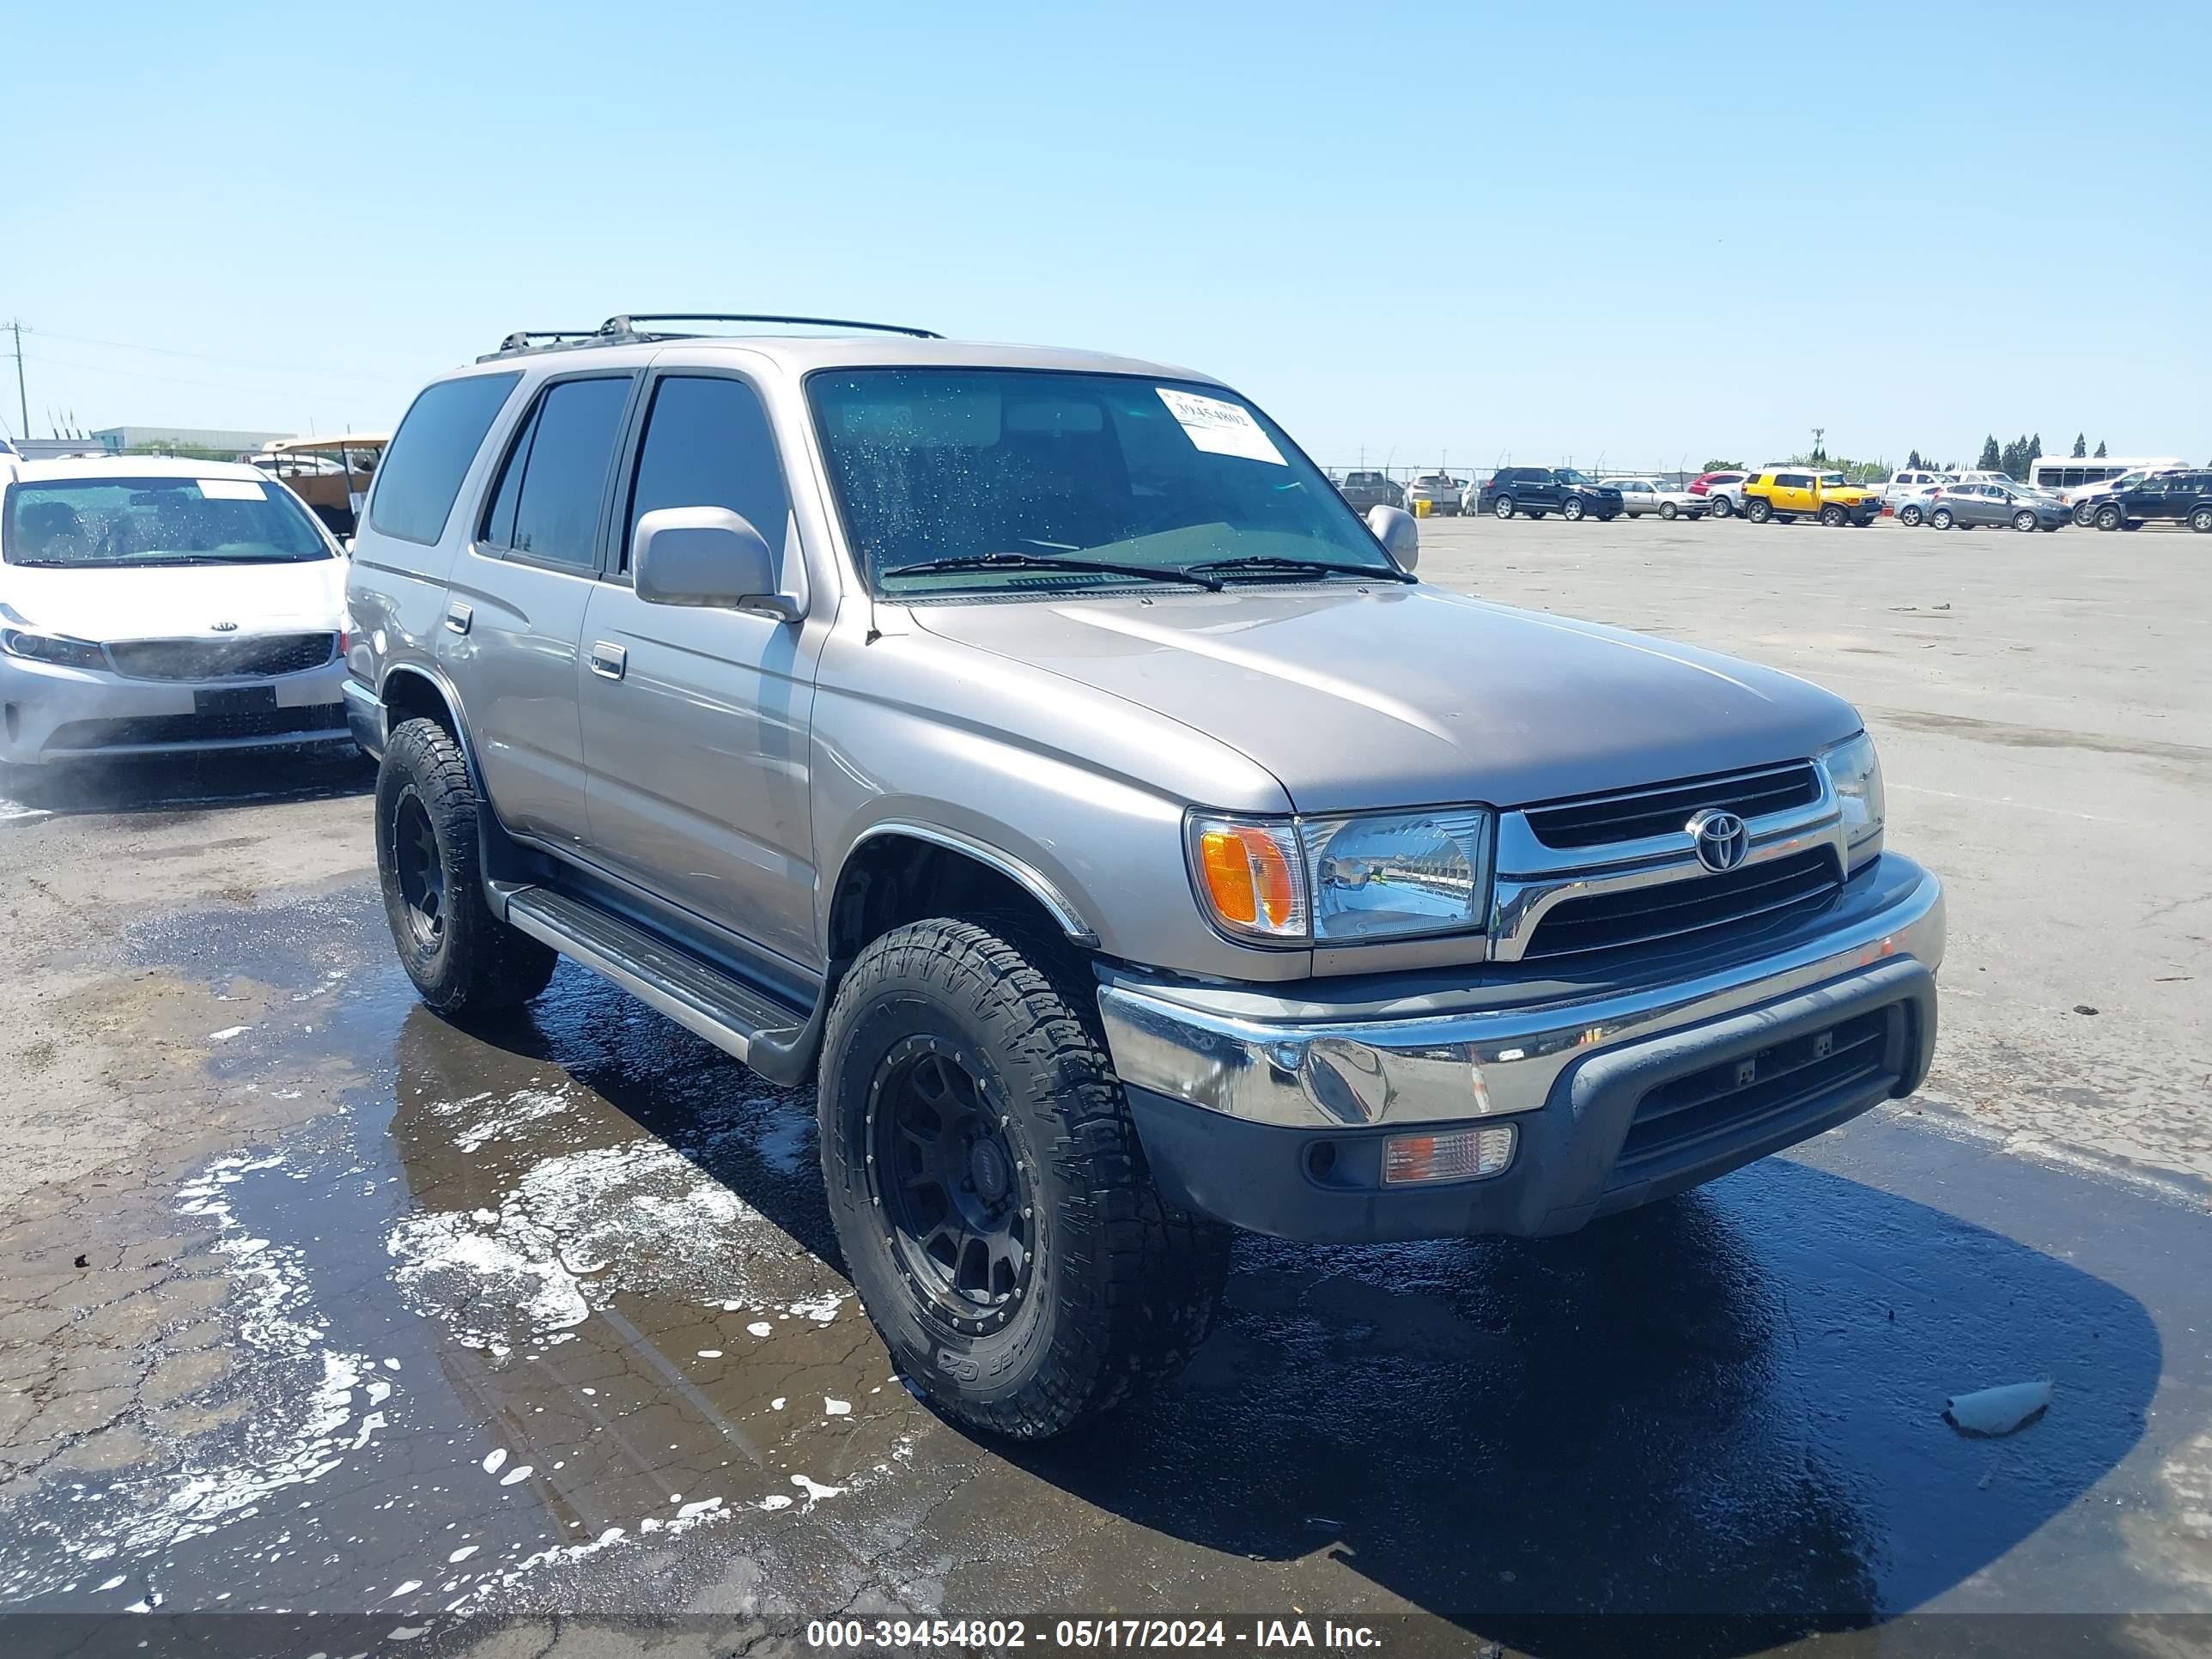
left=1157, top=388, right=1285, bottom=465
left=197, top=478, right=268, bottom=501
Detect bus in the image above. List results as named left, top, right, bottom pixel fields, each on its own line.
left=2029, top=455, right=2184, bottom=497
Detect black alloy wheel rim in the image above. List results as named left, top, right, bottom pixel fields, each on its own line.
left=870, top=1036, right=1034, bottom=1331
left=392, top=787, right=445, bottom=950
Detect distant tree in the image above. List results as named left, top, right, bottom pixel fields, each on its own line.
left=1699, top=458, right=1743, bottom=472
left=2072, top=433, right=2087, bottom=458
left=1978, top=435, right=2002, bottom=470
left=1906, top=448, right=1923, bottom=470
left=2094, top=440, right=2107, bottom=458
left=2029, top=433, right=2043, bottom=471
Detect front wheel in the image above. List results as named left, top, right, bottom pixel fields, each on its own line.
left=2191, top=507, right=2212, bottom=534
left=375, top=719, right=558, bottom=1014
left=1820, top=504, right=1846, bottom=527
left=2094, top=504, right=2122, bottom=531
left=1746, top=498, right=1772, bottom=524
left=818, top=916, right=1230, bottom=1440
left=2073, top=501, right=2096, bottom=527
left=1561, top=496, right=1585, bottom=521
left=1709, top=496, right=1734, bottom=519
left=1660, top=501, right=1679, bottom=520
left=1930, top=507, right=1955, bottom=530
left=2013, top=509, right=2039, bottom=532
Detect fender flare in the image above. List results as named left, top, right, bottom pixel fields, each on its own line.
left=841, top=820, right=1100, bottom=948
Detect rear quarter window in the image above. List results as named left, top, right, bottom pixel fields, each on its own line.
left=368, top=373, right=523, bottom=545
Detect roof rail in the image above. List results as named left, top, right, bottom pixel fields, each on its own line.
left=477, top=312, right=941, bottom=362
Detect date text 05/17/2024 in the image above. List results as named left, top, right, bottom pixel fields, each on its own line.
left=804, top=1618, right=1384, bottom=1650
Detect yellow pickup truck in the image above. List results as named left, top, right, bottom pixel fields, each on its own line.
left=1741, top=469, right=1881, bottom=527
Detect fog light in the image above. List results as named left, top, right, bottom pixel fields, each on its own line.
left=1383, top=1123, right=1516, bottom=1185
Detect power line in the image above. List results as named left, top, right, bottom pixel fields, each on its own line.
left=23, top=326, right=421, bottom=386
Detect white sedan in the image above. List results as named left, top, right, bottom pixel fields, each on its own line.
left=1612, top=478, right=1708, bottom=520
left=0, top=456, right=353, bottom=769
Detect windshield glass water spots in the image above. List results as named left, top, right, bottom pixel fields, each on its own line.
left=3, top=477, right=332, bottom=568
left=806, top=369, right=1397, bottom=592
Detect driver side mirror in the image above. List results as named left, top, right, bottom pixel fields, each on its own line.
left=1366, top=504, right=1419, bottom=572
left=632, top=507, right=799, bottom=619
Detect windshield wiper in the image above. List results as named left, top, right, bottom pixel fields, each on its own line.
left=884, top=552, right=1223, bottom=591
left=1184, top=555, right=1414, bottom=584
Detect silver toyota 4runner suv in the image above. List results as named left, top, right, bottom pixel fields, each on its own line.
left=345, top=313, right=1943, bottom=1439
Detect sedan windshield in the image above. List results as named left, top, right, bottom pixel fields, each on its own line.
left=3, top=477, right=331, bottom=568
left=808, top=369, right=1401, bottom=592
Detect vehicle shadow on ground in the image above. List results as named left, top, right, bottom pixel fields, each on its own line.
left=1012, top=1163, right=2161, bottom=1657
left=0, top=749, right=372, bottom=821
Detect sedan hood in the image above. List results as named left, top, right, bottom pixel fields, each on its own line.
left=909, top=584, right=1862, bottom=811
left=0, top=558, right=345, bottom=641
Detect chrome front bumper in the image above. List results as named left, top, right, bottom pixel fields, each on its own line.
left=1098, top=854, right=1943, bottom=1131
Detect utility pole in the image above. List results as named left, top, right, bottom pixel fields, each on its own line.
left=7, top=321, right=27, bottom=442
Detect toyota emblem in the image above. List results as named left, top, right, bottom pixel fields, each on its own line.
left=1686, top=808, right=1751, bottom=873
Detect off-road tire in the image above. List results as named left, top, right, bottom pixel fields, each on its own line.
left=375, top=718, right=558, bottom=1015
left=819, top=915, right=1231, bottom=1440
left=1746, top=498, right=1772, bottom=524
left=1820, top=504, right=1846, bottom=527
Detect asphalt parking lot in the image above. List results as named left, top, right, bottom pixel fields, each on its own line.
left=1, top=515, right=2207, bottom=1657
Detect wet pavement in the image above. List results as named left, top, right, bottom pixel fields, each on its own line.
left=2, top=878, right=2209, bottom=1657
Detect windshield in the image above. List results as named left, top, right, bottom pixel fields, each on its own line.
left=809, top=369, right=1398, bottom=592
left=1820, top=473, right=1848, bottom=487
left=1554, top=469, right=1595, bottom=486
left=3, top=477, right=331, bottom=568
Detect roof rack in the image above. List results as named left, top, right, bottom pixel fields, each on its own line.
left=478, top=313, right=942, bottom=362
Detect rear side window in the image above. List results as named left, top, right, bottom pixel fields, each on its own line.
left=368, top=373, right=520, bottom=545
left=622, top=375, right=792, bottom=574
left=504, top=376, right=634, bottom=568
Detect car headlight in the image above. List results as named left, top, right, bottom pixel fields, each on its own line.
left=0, top=627, right=108, bottom=672
left=1819, top=732, right=1885, bottom=873
left=1188, top=808, right=1493, bottom=945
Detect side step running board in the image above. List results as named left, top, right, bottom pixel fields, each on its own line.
left=503, top=886, right=830, bottom=1085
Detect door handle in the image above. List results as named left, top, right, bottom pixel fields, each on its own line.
left=445, top=602, right=473, bottom=635
left=589, top=641, right=628, bottom=681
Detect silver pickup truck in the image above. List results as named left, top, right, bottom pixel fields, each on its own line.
left=343, top=313, right=1943, bottom=1439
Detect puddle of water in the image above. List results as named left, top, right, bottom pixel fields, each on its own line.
left=3, top=901, right=926, bottom=1620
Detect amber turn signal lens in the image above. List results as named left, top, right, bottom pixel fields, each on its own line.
left=1198, top=824, right=1299, bottom=931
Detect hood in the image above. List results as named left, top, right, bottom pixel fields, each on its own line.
left=0, top=557, right=345, bottom=641
left=908, top=585, right=1861, bottom=812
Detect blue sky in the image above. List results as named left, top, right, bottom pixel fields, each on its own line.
left=7, top=0, right=2207, bottom=471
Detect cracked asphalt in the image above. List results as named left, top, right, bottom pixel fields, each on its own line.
left=1, top=520, right=2208, bottom=1658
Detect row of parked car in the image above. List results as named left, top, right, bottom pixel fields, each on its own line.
left=1348, top=462, right=2212, bottom=535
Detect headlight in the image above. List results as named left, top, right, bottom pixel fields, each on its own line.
left=0, top=627, right=108, bottom=672
left=1188, top=807, right=1493, bottom=945
left=1819, top=731, right=1885, bottom=873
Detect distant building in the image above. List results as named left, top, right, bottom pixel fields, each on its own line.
left=90, top=425, right=295, bottom=457
left=11, top=436, right=111, bottom=460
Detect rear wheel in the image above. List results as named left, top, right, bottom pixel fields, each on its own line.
left=2073, top=501, right=2096, bottom=527
left=1492, top=496, right=1515, bottom=520
left=1709, top=495, right=1734, bottom=519
left=819, top=916, right=1230, bottom=1440
left=1930, top=507, right=1955, bottom=530
left=375, top=719, right=558, bottom=1014
left=1746, top=498, right=1772, bottom=524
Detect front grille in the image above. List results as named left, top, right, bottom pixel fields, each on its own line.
left=104, top=633, right=337, bottom=682
left=1613, top=1007, right=1894, bottom=1179
left=1525, top=762, right=1821, bottom=849
left=1523, top=847, right=1842, bottom=960
left=46, top=703, right=347, bottom=751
